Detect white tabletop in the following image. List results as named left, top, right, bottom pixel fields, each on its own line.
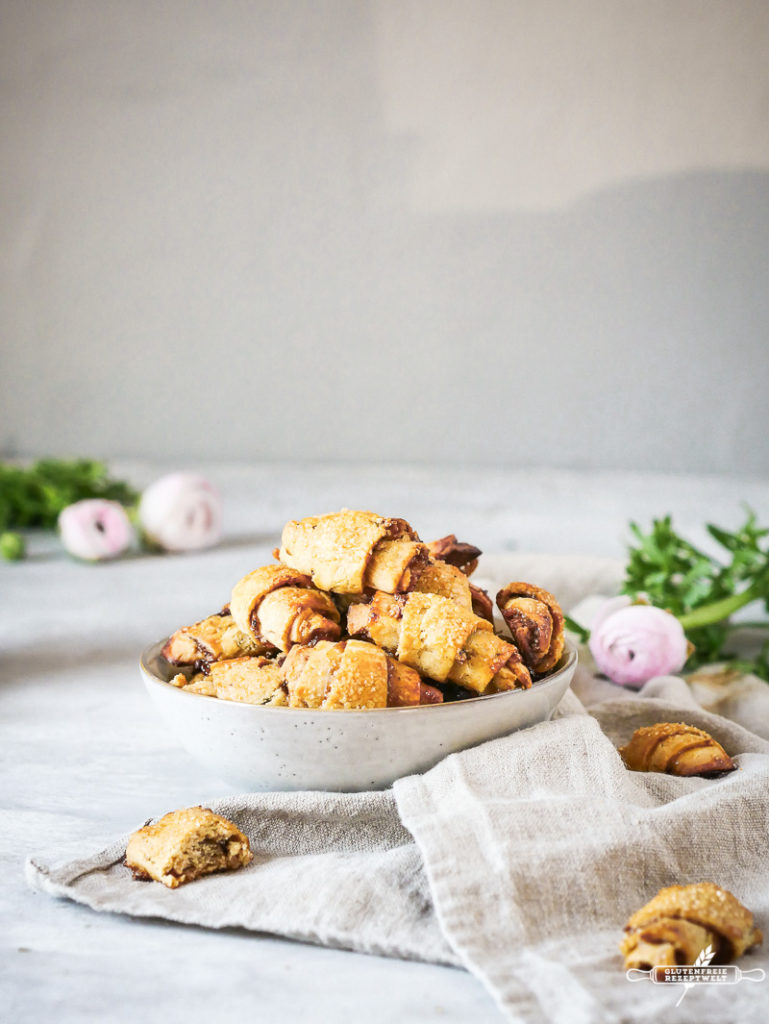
left=3, top=462, right=768, bottom=1023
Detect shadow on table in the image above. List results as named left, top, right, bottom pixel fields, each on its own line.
left=0, top=638, right=149, bottom=687
left=8, top=531, right=277, bottom=565
left=208, top=532, right=279, bottom=554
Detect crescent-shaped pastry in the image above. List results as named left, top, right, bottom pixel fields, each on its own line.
left=162, top=609, right=268, bottom=667
left=620, top=882, right=762, bottom=969
left=386, top=552, right=496, bottom=623
left=230, top=564, right=341, bottom=652
left=496, top=582, right=565, bottom=675
left=279, top=509, right=427, bottom=594
left=280, top=639, right=438, bottom=710
left=619, top=723, right=736, bottom=776
left=347, top=591, right=531, bottom=692
left=170, top=655, right=287, bottom=705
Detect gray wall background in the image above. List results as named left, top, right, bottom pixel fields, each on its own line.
left=2, top=0, right=768, bottom=474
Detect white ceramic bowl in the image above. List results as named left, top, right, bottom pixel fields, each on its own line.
left=139, top=639, right=578, bottom=792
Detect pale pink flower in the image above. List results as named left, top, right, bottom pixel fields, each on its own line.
left=138, top=473, right=222, bottom=552
left=588, top=601, right=688, bottom=687
left=58, top=499, right=134, bottom=561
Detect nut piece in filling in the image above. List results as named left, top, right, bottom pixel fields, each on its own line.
left=125, top=807, right=253, bottom=888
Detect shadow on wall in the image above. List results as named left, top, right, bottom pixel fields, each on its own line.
left=5, top=168, right=767, bottom=476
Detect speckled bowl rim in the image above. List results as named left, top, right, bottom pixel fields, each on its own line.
left=140, top=637, right=578, bottom=715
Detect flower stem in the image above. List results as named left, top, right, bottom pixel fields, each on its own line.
left=677, top=584, right=765, bottom=630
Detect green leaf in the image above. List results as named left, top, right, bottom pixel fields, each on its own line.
left=623, top=510, right=769, bottom=681
left=0, top=458, right=138, bottom=531
left=564, top=615, right=590, bottom=643
left=0, top=531, right=26, bottom=561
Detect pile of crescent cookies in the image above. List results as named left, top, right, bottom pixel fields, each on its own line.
left=163, top=508, right=566, bottom=710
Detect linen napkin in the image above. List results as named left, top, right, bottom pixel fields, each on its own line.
left=27, top=555, right=769, bottom=1024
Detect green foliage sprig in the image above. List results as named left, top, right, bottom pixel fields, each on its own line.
left=622, top=510, right=769, bottom=680
left=0, top=458, right=138, bottom=559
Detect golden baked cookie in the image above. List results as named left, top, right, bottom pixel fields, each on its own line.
left=171, top=656, right=286, bottom=705
left=279, top=509, right=426, bottom=594
left=347, top=590, right=531, bottom=692
left=230, top=564, right=340, bottom=651
left=280, top=638, right=437, bottom=709
left=162, top=609, right=267, bottom=667
left=412, top=559, right=474, bottom=612
left=170, top=672, right=217, bottom=697
left=619, top=723, right=735, bottom=777
left=620, top=882, right=762, bottom=969
left=495, top=582, right=565, bottom=675
left=125, top=807, right=253, bottom=888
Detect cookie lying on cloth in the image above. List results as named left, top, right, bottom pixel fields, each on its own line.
left=125, top=807, right=252, bottom=888
left=620, top=882, right=762, bottom=969
left=619, top=722, right=735, bottom=777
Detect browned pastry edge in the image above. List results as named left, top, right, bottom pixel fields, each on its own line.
left=427, top=534, right=482, bottom=576
left=470, top=583, right=494, bottom=622
left=619, top=722, right=736, bottom=776
left=231, top=564, right=341, bottom=651
left=620, top=882, right=762, bottom=967
left=347, top=590, right=531, bottom=692
left=419, top=681, right=444, bottom=705
left=496, top=581, right=566, bottom=675
left=162, top=608, right=268, bottom=671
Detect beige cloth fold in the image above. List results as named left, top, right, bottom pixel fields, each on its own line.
left=26, top=555, right=769, bottom=1024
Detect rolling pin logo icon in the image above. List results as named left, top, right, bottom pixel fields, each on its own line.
left=626, top=944, right=765, bottom=1006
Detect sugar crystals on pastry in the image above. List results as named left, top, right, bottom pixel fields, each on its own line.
left=279, top=509, right=427, bottom=594
left=280, top=638, right=440, bottom=710
left=619, top=722, right=736, bottom=777
left=412, top=558, right=474, bottom=611
left=347, top=590, right=531, bottom=692
left=620, top=882, right=761, bottom=969
left=423, top=535, right=494, bottom=621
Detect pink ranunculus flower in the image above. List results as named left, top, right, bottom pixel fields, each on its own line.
left=588, top=601, right=688, bottom=687
left=58, top=499, right=134, bottom=561
left=138, top=473, right=222, bottom=552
